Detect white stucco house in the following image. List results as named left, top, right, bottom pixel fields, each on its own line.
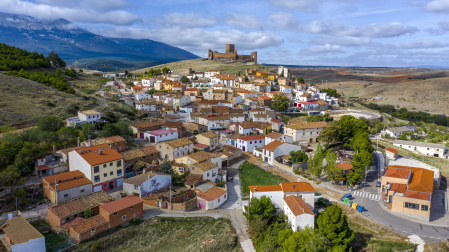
left=261, top=140, right=301, bottom=165
left=280, top=85, right=292, bottom=94
left=382, top=126, right=414, bottom=138
left=265, top=132, right=293, bottom=144
left=122, top=172, right=171, bottom=198
left=141, top=78, right=155, bottom=87
left=284, top=121, right=327, bottom=144
left=66, top=110, right=102, bottom=127
left=283, top=195, right=315, bottom=231
left=236, top=135, right=265, bottom=152
left=0, top=216, right=46, bottom=252
left=143, top=129, right=178, bottom=143
left=197, top=186, right=228, bottom=210
left=393, top=140, right=448, bottom=158
left=135, top=91, right=151, bottom=101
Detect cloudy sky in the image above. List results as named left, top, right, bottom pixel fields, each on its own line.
left=1, top=0, right=449, bottom=67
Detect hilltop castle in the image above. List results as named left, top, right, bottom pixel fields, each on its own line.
left=208, top=44, right=257, bottom=63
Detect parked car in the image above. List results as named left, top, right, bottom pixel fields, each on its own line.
left=179, top=110, right=186, bottom=113
left=376, top=181, right=381, bottom=187
left=305, top=149, right=313, bottom=153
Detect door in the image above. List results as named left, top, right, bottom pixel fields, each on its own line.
left=389, top=196, right=392, bottom=203
left=93, top=185, right=102, bottom=192
left=150, top=136, right=155, bottom=143
left=310, top=138, right=313, bottom=143
left=222, top=160, right=228, bottom=167
left=243, top=146, right=246, bottom=152
left=116, top=178, right=124, bottom=187
left=198, top=200, right=207, bottom=210
left=109, top=181, right=114, bottom=190
left=140, top=133, right=144, bottom=139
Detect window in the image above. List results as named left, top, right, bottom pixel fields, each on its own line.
left=179, top=167, right=183, bottom=173
left=110, top=162, right=113, bottom=166
left=94, top=166, right=99, bottom=173
left=80, top=189, right=85, bottom=193
left=110, top=171, right=113, bottom=175
left=103, top=164, right=106, bottom=168
left=421, top=205, right=429, bottom=211
left=103, top=184, right=106, bottom=187
left=94, top=176, right=100, bottom=183
left=218, top=198, right=220, bottom=203
left=207, top=173, right=209, bottom=177
left=64, top=194, right=68, bottom=197
left=130, top=206, right=134, bottom=209
left=134, top=185, right=138, bottom=190
left=117, top=160, right=122, bottom=167
left=117, top=169, right=122, bottom=176
left=122, top=215, right=127, bottom=221
left=114, top=212, right=118, bottom=216
left=405, top=202, right=419, bottom=210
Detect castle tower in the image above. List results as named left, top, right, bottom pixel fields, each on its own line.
left=251, top=52, right=257, bottom=63
left=226, top=44, right=235, bottom=53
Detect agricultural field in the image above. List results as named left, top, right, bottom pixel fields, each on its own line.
left=67, top=217, right=241, bottom=252
left=239, top=162, right=288, bottom=198
left=0, top=72, right=98, bottom=127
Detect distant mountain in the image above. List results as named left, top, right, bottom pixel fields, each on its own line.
left=0, top=12, right=199, bottom=71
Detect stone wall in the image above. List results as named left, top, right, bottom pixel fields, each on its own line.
left=168, top=197, right=198, bottom=211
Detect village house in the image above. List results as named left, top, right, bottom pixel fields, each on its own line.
left=198, top=115, right=230, bottom=130
left=47, top=191, right=114, bottom=231
left=183, top=122, right=208, bottom=135
left=219, top=74, right=236, bottom=87
left=258, top=96, right=272, bottom=108
left=195, top=131, right=219, bottom=151
left=229, top=113, right=245, bottom=123
left=213, top=90, right=228, bottom=100
left=253, top=83, right=271, bottom=93
left=205, top=70, right=221, bottom=78
left=265, top=132, right=293, bottom=144
left=122, top=172, right=172, bottom=198
left=68, top=144, right=125, bottom=192
left=135, top=91, right=151, bottom=101
left=316, top=99, right=330, bottom=110
left=239, top=82, right=254, bottom=91
left=0, top=216, right=46, bottom=252
left=253, top=114, right=271, bottom=123
left=69, top=196, right=143, bottom=243
left=173, top=95, right=191, bottom=110
left=175, top=151, right=222, bottom=171
left=270, top=119, right=282, bottom=132
left=284, top=121, right=327, bottom=143
left=121, top=146, right=160, bottom=174
left=35, top=152, right=68, bottom=176
left=81, top=136, right=127, bottom=153
left=199, top=100, right=222, bottom=108
left=382, top=127, right=415, bottom=138
left=237, top=122, right=272, bottom=136
left=141, top=77, right=154, bottom=87
left=162, top=121, right=186, bottom=137
left=393, top=140, right=448, bottom=158
left=381, top=165, right=434, bottom=221
left=184, top=88, right=200, bottom=100
left=298, top=93, right=312, bottom=102
left=236, top=135, right=265, bottom=152
left=197, top=186, right=228, bottom=210
left=283, top=195, right=315, bottom=231
left=143, top=129, right=178, bottom=143
left=261, top=140, right=301, bottom=165
left=386, top=147, right=399, bottom=160
left=294, top=101, right=319, bottom=110
left=156, top=138, right=194, bottom=160
left=172, top=84, right=186, bottom=93
left=131, top=121, right=163, bottom=139
left=66, top=110, right=102, bottom=127
left=135, top=100, right=163, bottom=112
left=191, top=161, right=220, bottom=183
left=213, top=84, right=226, bottom=90
left=280, top=85, right=292, bottom=94
left=42, top=170, right=92, bottom=204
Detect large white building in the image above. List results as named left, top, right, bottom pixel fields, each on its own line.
left=236, top=135, right=265, bottom=152
left=284, top=121, right=327, bottom=143
left=144, top=129, right=178, bottom=143
left=66, top=110, right=102, bottom=127
left=261, top=140, right=301, bottom=165
left=393, top=140, right=448, bottom=159
left=249, top=182, right=315, bottom=231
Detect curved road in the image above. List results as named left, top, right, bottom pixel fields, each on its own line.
left=351, top=151, right=449, bottom=243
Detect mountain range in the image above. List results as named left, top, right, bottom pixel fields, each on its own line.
left=0, top=12, right=199, bottom=71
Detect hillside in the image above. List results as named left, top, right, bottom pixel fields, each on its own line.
left=0, top=73, right=98, bottom=127
left=134, top=58, right=275, bottom=76
left=0, top=12, right=199, bottom=71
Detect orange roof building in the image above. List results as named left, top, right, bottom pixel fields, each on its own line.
left=197, top=186, right=228, bottom=210
left=68, top=144, right=125, bottom=192
left=381, top=165, right=435, bottom=221
left=43, top=170, right=92, bottom=204
left=283, top=195, right=315, bottom=231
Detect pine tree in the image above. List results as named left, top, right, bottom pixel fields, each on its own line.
left=317, top=205, right=354, bottom=250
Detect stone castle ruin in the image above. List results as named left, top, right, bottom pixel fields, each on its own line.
left=208, top=44, right=257, bottom=63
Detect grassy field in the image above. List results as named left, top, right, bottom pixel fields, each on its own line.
left=68, top=217, right=241, bottom=252
left=134, top=58, right=275, bottom=76
left=0, top=72, right=98, bottom=127
left=239, top=161, right=288, bottom=198
left=70, top=73, right=107, bottom=95
left=31, top=219, right=69, bottom=252
left=336, top=202, right=415, bottom=252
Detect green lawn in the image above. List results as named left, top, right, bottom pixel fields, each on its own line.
left=239, top=162, right=288, bottom=198
left=67, top=217, right=241, bottom=252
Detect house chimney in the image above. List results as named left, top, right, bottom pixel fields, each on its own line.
left=77, top=137, right=80, bottom=147
left=79, top=150, right=82, bottom=154
left=99, top=149, right=103, bottom=155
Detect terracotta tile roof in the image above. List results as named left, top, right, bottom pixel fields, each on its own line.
left=281, top=85, right=291, bottom=89
left=227, top=133, right=242, bottom=140
left=38, top=165, right=51, bottom=171
left=283, top=195, right=314, bottom=216
left=284, top=121, right=327, bottom=130
left=61, top=217, right=85, bottom=231
left=336, top=162, right=353, bottom=171
left=281, top=182, right=315, bottom=193
left=164, top=138, right=193, bottom=148
left=390, top=183, right=407, bottom=193
left=271, top=119, right=281, bottom=124
left=383, top=167, right=411, bottom=179
left=187, top=151, right=220, bottom=162
left=48, top=191, right=114, bottom=218
left=194, top=143, right=209, bottom=149
left=258, top=96, right=271, bottom=100
left=403, top=190, right=431, bottom=201
left=238, top=135, right=265, bottom=141
left=201, top=115, right=230, bottom=121
left=238, top=122, right=271, bottom=129
left=121, top=146, right=159, bottom=161
left=74, top=144, right=124, bottom=166
left=192, top=160, right=217, bottom=171
left=254, top=114, right=270, bottom=118
left=100, top=196, right=143, bottom=214
left=197, top=131, right=219, bottom=139
left=300, top=93, right=312, bottom=97
left=262, top=140, right=284, bottom=152
left=250, top=108, right=265, bottom=112
left=386, top=147, right=399, bottom=154
left=1, top=216, right=43, bottom=245
left=212, top=106, right=229, bottom=113
left=316, top=99, right=329, bottom=105
left=50, top=177, right=91, bottom=191
left=384, top=165, right=434, bottom=193
left=162, top=121, right=182, bottom=128
left=185, top=173, right=204, bottom=186
left=249, top=185, right=282, bottom=193
left=219, top=74, right=236, bottom=80
left=197, top=186, right=227, bottom=201
left=265, top=132, right=283, bottom=139
left=71, top=215, right=108, bottom=234
left=91, top=136, right=126, bottom=146
left=132, top=121, right=163, bottom=131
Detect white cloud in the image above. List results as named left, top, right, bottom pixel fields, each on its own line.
left=267, top=0, right=319, bottom=12
left=389, top=40, right=449, bottom=49
left=301, top=21, right=418, bottom=38
left=162, top=12, right=217, bottom=28
left=0, top=0, right=141, bottom=25
left=89, top=26, right=283, bottom=53
left=311, top=36, right=371, bottom=46
left=300, top=44, right=343, bottom=55
left=225, top=13, right=263, bottom=30
left=36, top=0, right=129, bottom=12
left=267, top=12, right=300, bottom=30
left=439, top=22, right=449, bottom=31
left=424, top=0, right=449, bottom=13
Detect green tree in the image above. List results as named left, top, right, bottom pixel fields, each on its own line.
left=159, top=155, right=172, bottom=174
left=81, top=123, right=96, bottom=140
left=83, top=208, right=94, bottom=218
left=0, top=166, right=24, bottom=189
left=46, top=51, right=66, bottom=68
left=280, top=227, right=328, bottom=252
left=290, top=150, right=308, bottom=163
left=317, top=205, right=354, bottom=250
left=351, top=131, right=373, bottom=154
left=325, top=151, right=342, bottom=184
left=148, top=88, right=156, bottom=95
left=272, top=94, right=290, bottom=112
left=37, top=116, right=64, bottom=132
left=181, top=76, right=190, bottom=83
left=162, top=67, right=170, bottom=74
left=309, top=144, right=324, bottom=179
left=244, top=195, right=277, bottom=222
left=297, top=77, right=305, bottom=83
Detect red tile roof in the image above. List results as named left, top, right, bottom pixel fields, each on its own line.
left=281, top=182, right=315, bottom=193
left=390, top=183, right=407, bottom=193
left=249, top=185, right=282, bottom=193
left=50, top=177, right=91, bottom=191
left=283, top=195, right=314, bottom=216
left=336, top=162, right=353, bottom=171
left=384, top=165, right=434, bottom=193
left=74, top=144, right=124, bottom=166
left=70, top=215, right=108, bottom=234
left=43, top=170, right=85, bottom=183
left=265, top=132, right=283, bottom=139
left=271, top=119, right=281, bottom=124
left=258, top=96, right=271, bottom=100
left=262, top=140, right=284, bottom=152
left=238, top=135, right=265, bottom=141
left=37, top=165, right=50, bottom=171
left=197, top=186, right=227, bottom=201
left=383, top=167, right=411, bottom=179
left=386, top=147, right=399, bottom=154
left=404, top=190, right=431, bottom=201
left=147, top=129, right=177, bottom=136
left=99, top=196, right=143, bottom=214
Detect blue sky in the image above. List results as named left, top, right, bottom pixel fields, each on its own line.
left=1, top=0, right=449, bottom=67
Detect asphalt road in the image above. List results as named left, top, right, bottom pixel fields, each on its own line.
left=350, top=151, right=449, bottom=243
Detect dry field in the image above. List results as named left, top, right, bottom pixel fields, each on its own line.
left=0, top=72, right=99, bottom=127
